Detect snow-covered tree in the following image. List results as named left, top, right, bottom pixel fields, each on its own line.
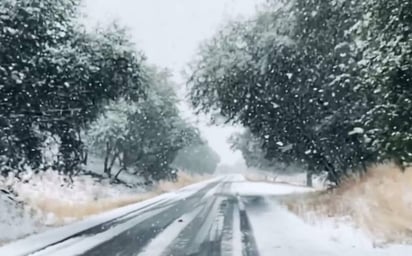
left=172, top=143, right=220, bottom=175
left=87, top=67, right=201, bottom=181
left=189, top=0, right=411, bottom=184
left=0, top=0, right=145, bottom=174
left=355, top=0, right=412, bottom=166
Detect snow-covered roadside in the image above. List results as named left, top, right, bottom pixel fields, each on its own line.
left=0, top=192, right=39, bottom=244
left=0, top=177, right=220, bottom=256
left=231, top=181, right=314, bottom=196
left=0, top=152, right=219, bottom=246
left=281, top=164, right=412, bottom=245
left=0, top=169, right=147, bottom=244
left=243, top=170, right=328, bottom=189
left=247, top=200, right=412, bottom=256
left=231, top=181, right=412, bottom=255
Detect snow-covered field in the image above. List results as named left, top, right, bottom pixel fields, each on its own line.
left=0, top=152, right=155, bottom=244
left=221, top=176, right=412, bottom=255
left=232, top=180, right=412, bottom=255
left=0, top=168, right=146, bottom=244
left=0, top=192, right=39, bottom=244
left=281, top=164, right=412, bottom=245
left=247, top=199, right=412, bottom=256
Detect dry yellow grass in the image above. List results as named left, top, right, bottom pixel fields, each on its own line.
left=27, top=171, right=210, bottom=226
left=30, top=192, right=158, bottom=225
left=282, top=163, right=412, bottom=243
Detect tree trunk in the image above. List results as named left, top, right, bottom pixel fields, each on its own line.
left=113, top=167, right=126, bottom=180
left=109, top=151, right=120, bottom=172
left=394, top=158, right=406, bottom=172
left=103, top=142, right=112, bottom=178
left=80, top=148, right=89, bottom=165
left=118, top=152, right=124, bottom=167
left=361, top=161, right=368, bottom=175
left=306, top=172, right=313, bottom=187
left=82, top=149, right=88, bottom=165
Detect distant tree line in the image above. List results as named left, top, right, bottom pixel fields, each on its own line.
left=86, top=67, right=219, bottom=181
left=0, top=0, right=220, bottom=181
left=172, top=143, right=220, bottom=175
left=189, top=0, right=412, bottom=185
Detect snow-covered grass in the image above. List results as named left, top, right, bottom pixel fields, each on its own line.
left=244, top=170, right=327, bottom=189
left=231, top=181, right=314, bottom=196
left=228, top=179, right=412, bottom=255
left=0, top=192, right=39, bottom=245
left=2, top=169, right=145, bottom=226
left=281, top=163, right=412, bottom=244
left=248, top=199, right=412, bottom=256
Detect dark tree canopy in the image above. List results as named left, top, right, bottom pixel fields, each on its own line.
left=87, top=66, right=202, bottom=181
left=0, top=0, right=200, bottom=183
left=189, top=0, right=412, bottom=185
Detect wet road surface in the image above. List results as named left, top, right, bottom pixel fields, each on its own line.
left=11, top=178, right=266, bottom=256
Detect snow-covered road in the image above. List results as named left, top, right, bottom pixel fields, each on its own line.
left=1, top=175, right=412, bottom=256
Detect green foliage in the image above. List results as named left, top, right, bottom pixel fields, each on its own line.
left=229, top=129, right=281, bottom=171
left=87, top=67, right=202, bottom=181
left=356, top=0, right=412, bottom=165
left=189, top=0, right=412, bottom=184
left=0, top=0, right=203, bottom=182
left=0, top=0, right=145, bottom=174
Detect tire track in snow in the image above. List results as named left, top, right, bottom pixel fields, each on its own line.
left=162, top=195, right=221, bottom=255
left=31, top=206, right=170, bottom=256
left=81, top=183, right=221, bottom=256
left=220, top=198, right=235, bottom=256
left=27, top=198, right=169, bottom=255
left=5, top=180, right=267, bottom=256
left=161, top=195, right=261, bottom=256
left=161, top=182, right=250, bottom=256
left=137, top=206, right=203, bottom=256
left=25, top=181, right=221, bottom=256
left=238, top=196, right=260, bottom=256
left=231, top=200, right=242, bottom=256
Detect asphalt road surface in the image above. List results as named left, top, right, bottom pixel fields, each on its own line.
left=79, top=181, right=260, bottom=256
left=1, top=176, right=269, bottom=256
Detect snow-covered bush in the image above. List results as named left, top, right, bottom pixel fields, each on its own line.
left=0, top=181, right=38, bottom=243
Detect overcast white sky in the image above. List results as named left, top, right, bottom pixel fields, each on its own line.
left=84, top=0, right=263, bottom=165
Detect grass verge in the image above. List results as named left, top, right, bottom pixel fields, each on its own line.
left=281, top=163, right=412, bottom=244
left=8, top=170, right=210, bottom=226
